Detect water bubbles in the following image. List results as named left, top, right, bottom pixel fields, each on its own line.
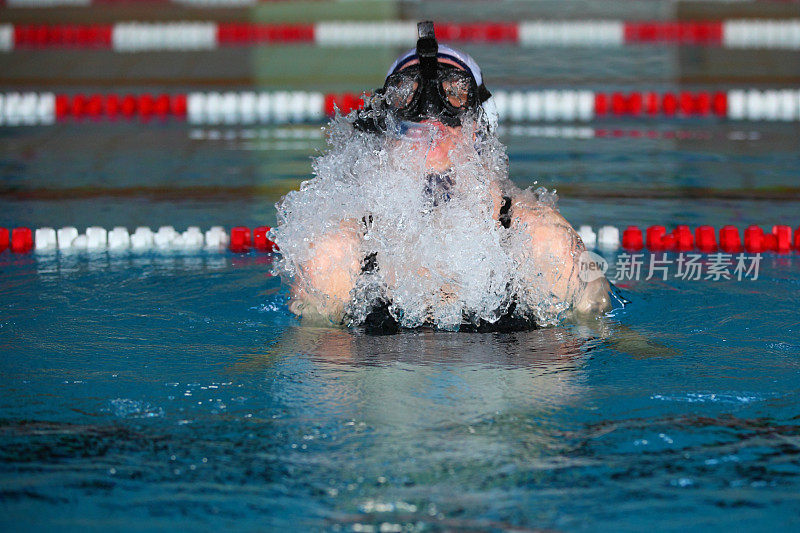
left=658, top=433, right=674, bottom=444
left=359, top=500, right=418, bottom=514
left=650, top=392, right=763, bottom=404
left=108, top=398, right=164, bottom=419
left=273, top=106, right=575, bottom=330
left=705, top=455, right=740, bottom=466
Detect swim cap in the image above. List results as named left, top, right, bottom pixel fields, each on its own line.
left=387, top=44, right=486, bottom=87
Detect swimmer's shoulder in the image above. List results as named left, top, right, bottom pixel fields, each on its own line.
left=506, top=197, right=575, bottom=236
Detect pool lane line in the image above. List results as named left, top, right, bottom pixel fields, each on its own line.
left=2, top=89, right=800, bottom=125
left=0, top=225, right=276, bottom=254
left=2, top=224, right=799, bottom=255
left=1, top=20, right=800, bottom=52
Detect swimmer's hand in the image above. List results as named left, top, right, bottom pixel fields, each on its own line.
left=573, top=276, right=612, bottom=316
left=289, top=220, right=362, bottom=325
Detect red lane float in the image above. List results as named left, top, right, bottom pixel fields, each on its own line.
left=0, top=227, right=8, bottom=253
left=771, top=225, right=792, bottom=253
left=673, top=225, right=694, bottom=251
left=253, top=226, right=277, bottom=253
left=11, top=227, right=33, bottom=253
left=719, top=225, right=743, bottom=253
left=695, top=226, right=718, bottom=253
left=622, top=226, right=644, bottom=251
left=324, top=93, right=366, bottom=116
left=744, top=225, right=766, bottom=253
left=646, top=225, right=667, bottom=251
left=229, top=226, right=252, bottom=253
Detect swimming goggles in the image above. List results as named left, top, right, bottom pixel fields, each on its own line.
left=381, top=64, right=481, bottom=124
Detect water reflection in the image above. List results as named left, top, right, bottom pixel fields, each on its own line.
left=240, top=315, right=674, bottom=430
left=240, top=325, right=599, bottom=458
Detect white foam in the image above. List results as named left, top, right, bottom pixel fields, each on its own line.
left=273, top=107, right=577, bottom=330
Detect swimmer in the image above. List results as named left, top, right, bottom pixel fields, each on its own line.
left=273, top=21, right=611, bottom=332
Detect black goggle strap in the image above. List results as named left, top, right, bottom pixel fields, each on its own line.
left=477, top=83, right=492, bottom=104
left=416, top=21, right=439, bottom=80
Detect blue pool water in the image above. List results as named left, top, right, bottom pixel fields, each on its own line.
left=3, top=3, right=800, bottom=526
left=2, top=120, right=800, bottom=532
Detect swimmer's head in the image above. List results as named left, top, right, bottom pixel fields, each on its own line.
left=355, top=21, right=497, bottom=134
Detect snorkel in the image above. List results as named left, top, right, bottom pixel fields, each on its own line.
left=403, top=21, right=461, bottom=126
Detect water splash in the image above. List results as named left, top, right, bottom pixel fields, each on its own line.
left=108, top=398, right=165, bottom=419
left=272, top=106, right=575, bottom=330
left=650, top=392, right=764, bottom=404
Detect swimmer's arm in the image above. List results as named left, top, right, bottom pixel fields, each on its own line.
left=289, top=221, right=362, bottom=324
left=514, top=203, right=611, bottom=315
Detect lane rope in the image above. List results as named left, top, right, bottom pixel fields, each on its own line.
left=1, top=20, right=800, bottom=52
left=2, top=224, right=799, bottom=254
left=2, top=89, right=800, bottom=125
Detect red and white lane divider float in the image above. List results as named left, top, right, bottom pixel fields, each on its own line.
left=2, top=89, right=800, bottom=125
left=1, top=20, right=800, bottom=52
left=2, top=224, right=799, bottom=255
left=578, top=224, right=800, bottom=254
left=0, top=225, right=277, bottom=254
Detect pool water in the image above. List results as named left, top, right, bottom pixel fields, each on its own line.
left=2, top=119, right=799, bottom=532
left=3, top=1, right=800, bottom=528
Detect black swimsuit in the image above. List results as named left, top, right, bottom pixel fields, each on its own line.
left=358, top=196, right=537, bottom=335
